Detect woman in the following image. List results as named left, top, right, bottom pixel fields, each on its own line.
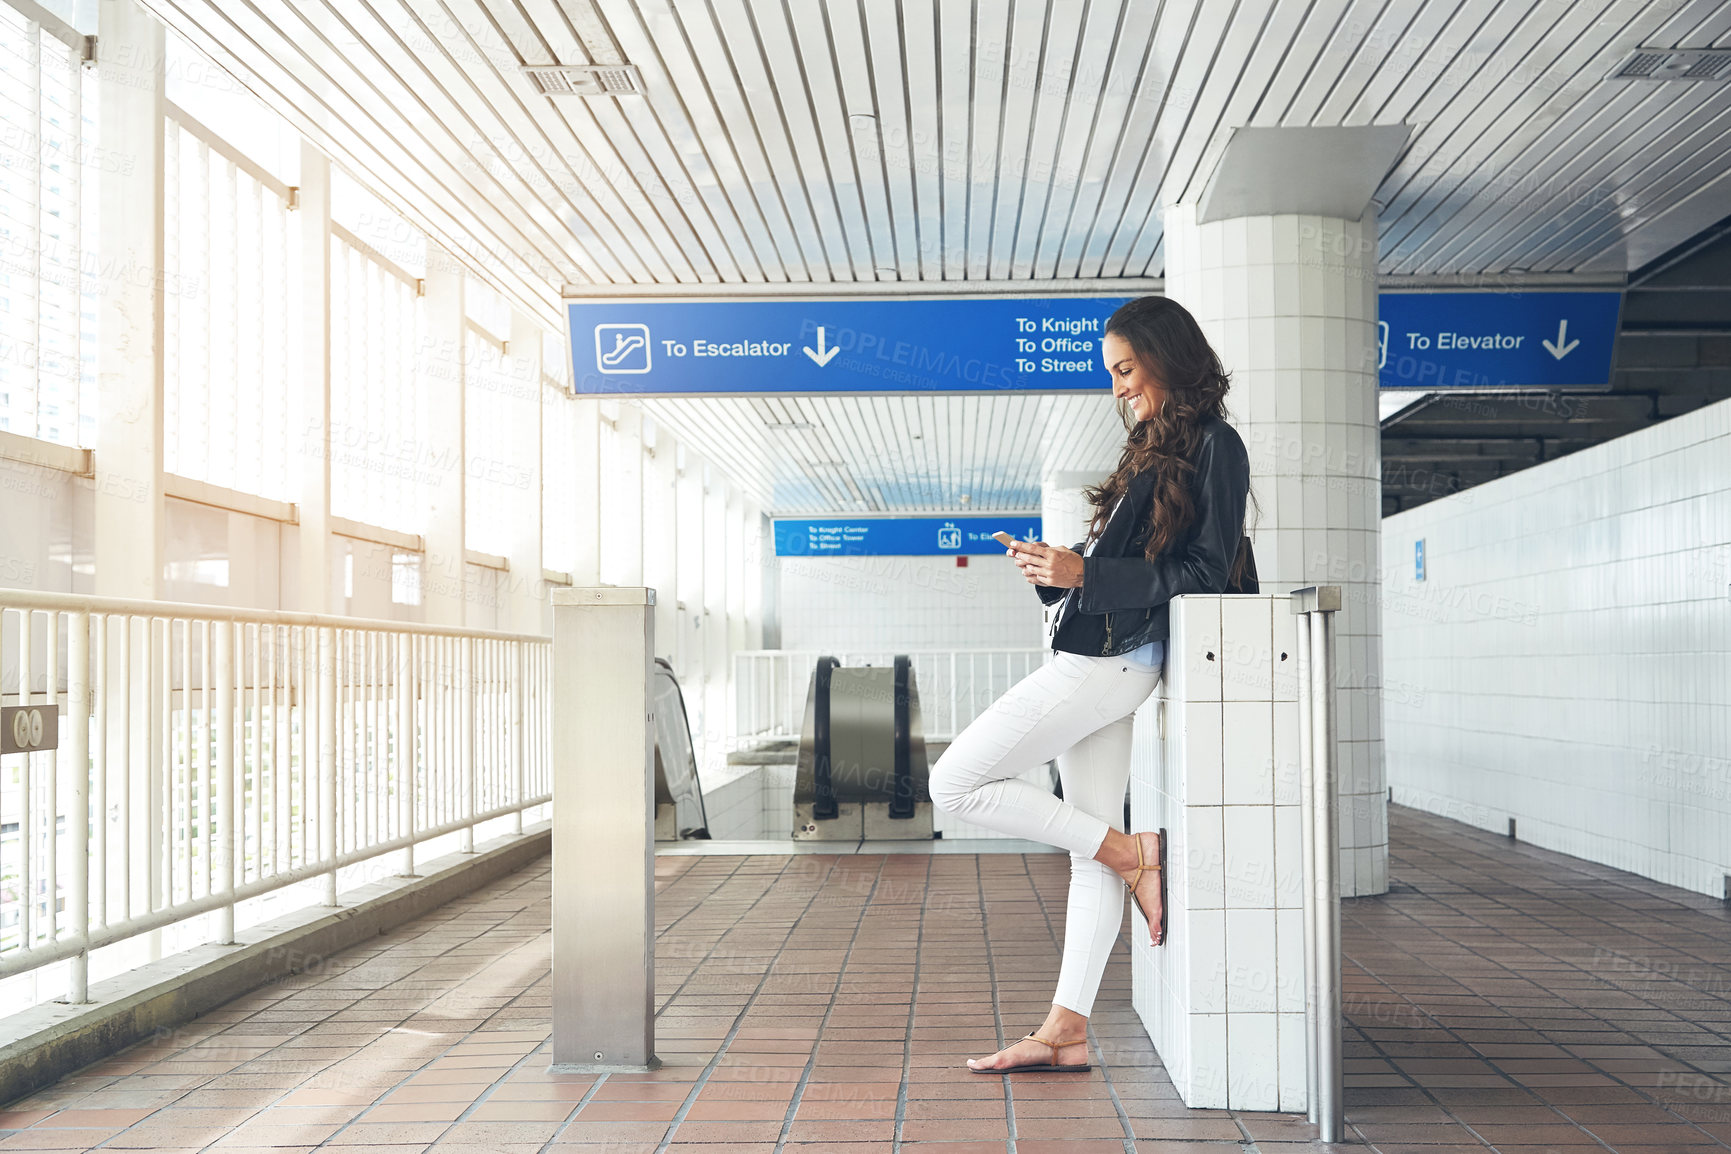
left=927, top=295, right=1251, bottom=1075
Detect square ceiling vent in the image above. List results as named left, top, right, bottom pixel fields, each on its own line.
left=1613, top=48, right=1731, bottom=80
left=522, top=64, right=644, bottom=97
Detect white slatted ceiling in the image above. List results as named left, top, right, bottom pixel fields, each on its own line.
left=137, top=0, right=1731, bottom=513
left=638, top=393, right=1128, bottom=514
left=143, top=0, right=1731, bottom=301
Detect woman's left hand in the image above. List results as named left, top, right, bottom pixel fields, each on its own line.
left=1009, top=541, right=1084, bottom=588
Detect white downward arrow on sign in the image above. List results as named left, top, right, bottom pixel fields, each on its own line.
left=803, top=326, right=839, bottom=367
left=1542, top=318, right=1579, bottom=360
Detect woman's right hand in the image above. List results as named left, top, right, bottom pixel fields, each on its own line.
left=1009, top=541, right=1083, bottom=588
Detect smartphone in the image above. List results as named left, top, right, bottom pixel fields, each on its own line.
left=992, top=531, right=1018, bottom=548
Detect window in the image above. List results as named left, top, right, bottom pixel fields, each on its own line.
left=541, top=380, right=579, bottom=575
left=332, top=169, right=425, bottom=278
left=463, top=332, right=525, bottom=559
left=465, top=275, right=510, bottom=345
left=162, top=114, right=293, bottom=499
left=328, top=233, right=427, bottom=534
left=0, top=5, right=97, bottom=447
left=164, top=30, right=297, bottom=187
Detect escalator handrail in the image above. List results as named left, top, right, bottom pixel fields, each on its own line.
left=653, top=657, right=709, bottom=837
left=812, top=655, right=839, bottom=819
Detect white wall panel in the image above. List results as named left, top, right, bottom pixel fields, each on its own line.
left=777, top=551, right=1041, bottom=654
left=1382, top=396, right=1731, bottom=898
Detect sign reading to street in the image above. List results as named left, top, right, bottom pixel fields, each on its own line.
left=567, top=297, right=1130, bottom=395
left=1378, top=291, right=1622, bottom=390
left=775, top=517, right=1042, bottom=557
left=1, top=704, right=59, bottom=755
left=569, top=290, right=1622, bottom=396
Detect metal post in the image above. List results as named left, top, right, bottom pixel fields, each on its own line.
left=1294, top=608, right=1317, bottom=1123
left=512, top=642, right=525, bottom=837
left=1290, top=586, right=1343, bottom=1143
left=551, top=587, right=657, bottom=1071
left=319, top=626, right=337, bottom=905
left=396, top=632, right=415, bottom=877
left=460, top=636, right=475, bottom=852
left=215, top=619, right=235, bottom=943
left=68, top=611, right=90, bottom=1003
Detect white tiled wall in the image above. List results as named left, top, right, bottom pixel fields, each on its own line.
left=778, top=552, right=1042, bottom=652
left=697, top=763, right=799, bottom=841
left=1164, top=204, right=1388, bottom=896
left=1382, top=397, right=1731, bottom=899
left=1131, top=593, right=1310, bottom=1112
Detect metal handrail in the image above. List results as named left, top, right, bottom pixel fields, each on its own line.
left=0, top=588, right=548, bottom=644
left=1291, top=585, right=1344, bottom=1142
left=0, top=587, right=552, bottom=1005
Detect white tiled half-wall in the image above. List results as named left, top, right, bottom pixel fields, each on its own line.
left=1382, top=397, right=1731, bottom=899
left=1130, top=594, right=1310, bottom=1112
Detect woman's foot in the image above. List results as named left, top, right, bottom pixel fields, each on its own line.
left=1099, top=829, right=1166, bottom=946
left=965, top=1032, right=1089, bottom=1072
left=966, top=1004, right=1091, bottom=1072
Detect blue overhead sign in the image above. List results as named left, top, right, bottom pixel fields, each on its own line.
left=567, top=297, right=1129, bottom=395
left=1378, top=291, right=1622, bottom=390
left=775, top=517, right=1042, bottom=557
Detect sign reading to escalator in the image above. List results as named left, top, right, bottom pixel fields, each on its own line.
left=775, top=517, right=1042, bottom=557
left=568, top=297, right=1131, bottom=395
left=1378, top=291, right=1622, bottom=390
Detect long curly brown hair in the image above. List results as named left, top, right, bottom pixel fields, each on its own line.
left=1082, top=296, right=1240, bottom=565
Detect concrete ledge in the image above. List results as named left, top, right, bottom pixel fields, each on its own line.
left=0, top=824, right=551, bottom=1107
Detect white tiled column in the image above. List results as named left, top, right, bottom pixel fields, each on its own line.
left=1130, top=593, right=1306, bottom=1111
left=1162, top=203, right=1387, bottom=897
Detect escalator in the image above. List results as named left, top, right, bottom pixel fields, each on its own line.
left=653, top=658, right=710, bottom=840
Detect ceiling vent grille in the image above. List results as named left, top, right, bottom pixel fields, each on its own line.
left=522, top=64, right=644, bottom=97
left=1614, top=48, right=1731, bottom=81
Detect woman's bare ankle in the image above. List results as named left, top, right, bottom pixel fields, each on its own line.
left=1092, top=828, right=1137, bottom=875
left=1039, top=1003, right=1088, bottom=1040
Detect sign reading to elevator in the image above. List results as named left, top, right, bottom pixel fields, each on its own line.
left=565, top=297, right=1131, bottom=395
left=1378, top=291, right=1622, bottom=390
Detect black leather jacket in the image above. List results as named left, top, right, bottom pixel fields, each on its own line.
left=1038, top=416, right=1250, bottom=657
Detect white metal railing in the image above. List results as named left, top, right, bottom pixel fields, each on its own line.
left=0, top=589, right=551, bottom=1003
left=733, top=648, right=1046, bottom=743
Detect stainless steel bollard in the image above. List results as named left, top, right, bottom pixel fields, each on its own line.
left=1290, top=586, right=1344, bottom=1142
left=551, top=587, right=659, bottom=1071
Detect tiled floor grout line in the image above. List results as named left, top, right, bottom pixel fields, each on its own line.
left=651, top=853, right=753, bottom=948
left=1015, top=850, right=1138, bottom=1154
left=888, top=855, right=933, bottom=1154
left=1365, top=837, right=1731, bottom=1148
left=23, top=811, right=1731, bottom=1153
left=768, top=854, right=889, bottom=1152
left=535, top=1067, right=611, bottom=1148
left=1347, top=863, right=1709, bottom=1151
left=976, top=854, right=1018, bottom=1154
left=298, top=913, right=550, bottom=1151
left=81, top=899, right=520, bottom=1152
left=1342, top=948, right=1583, bottom=1153
left=431, top=1028, right=561, bottom=1132
left=649, top=854, right=839, bottom=1154
left=651, top=855, right=758, bottom=1019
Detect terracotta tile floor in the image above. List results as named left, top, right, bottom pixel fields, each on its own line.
left=3, top=803, right=1730, bottom=1152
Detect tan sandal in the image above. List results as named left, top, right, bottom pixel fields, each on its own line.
left=1124, top=828, right=1168, bottom=946
left=967, top=1030, right=1091, bottom=1074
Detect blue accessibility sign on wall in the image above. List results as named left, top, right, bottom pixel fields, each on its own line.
left=1378, top=290, right=1623, bottom=390
left=567, top=297, right=1129, bottom=395
left=774, top=517, right=1043, bottom=557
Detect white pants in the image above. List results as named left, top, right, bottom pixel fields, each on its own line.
left=928, top=650, right=1162, bottom=1017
